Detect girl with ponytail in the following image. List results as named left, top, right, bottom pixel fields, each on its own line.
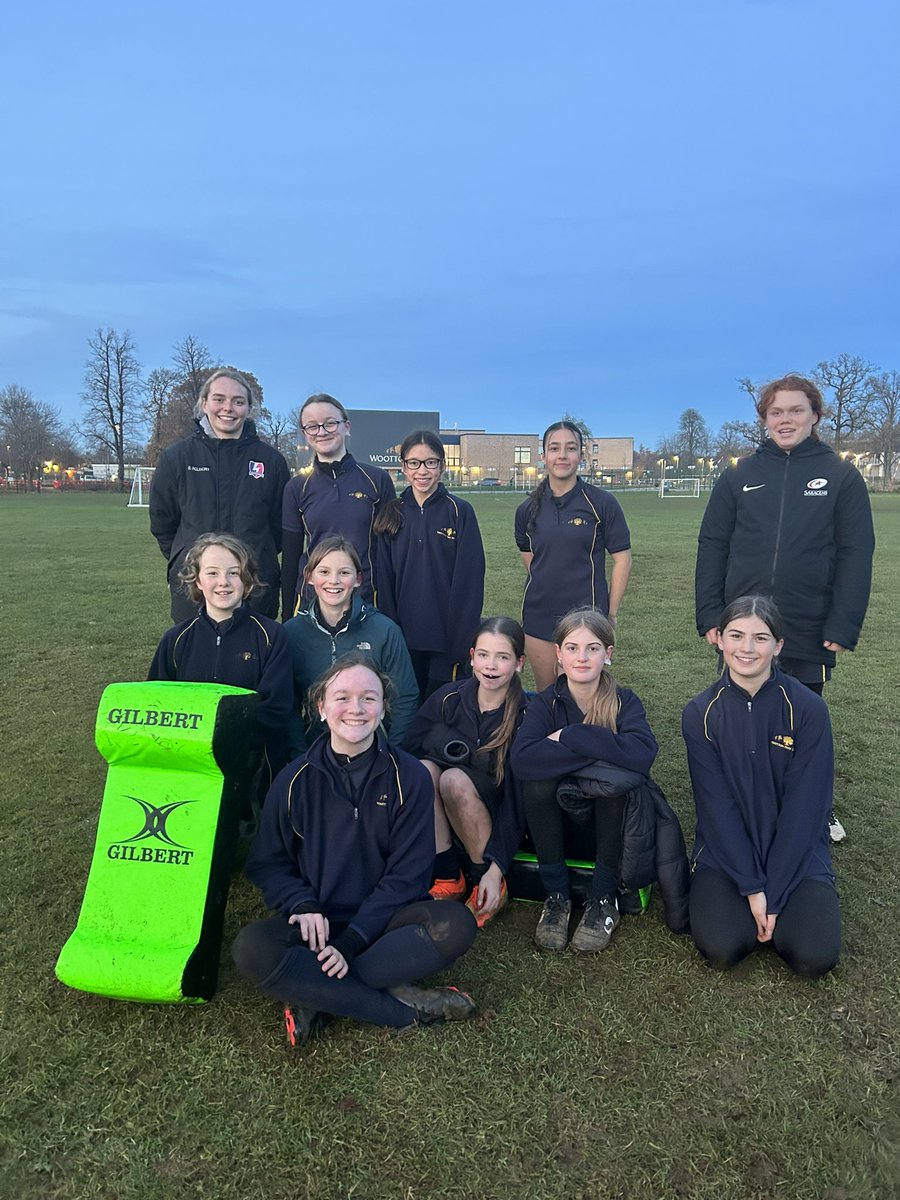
left=514, top=421, right=632, bottom=691
left=403, top=617, right=528, bottom=927
left=511, top=607, right=658, bottom=953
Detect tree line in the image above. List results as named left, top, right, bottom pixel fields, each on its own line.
left=2, top=342, right=898, bottom=492
left=631, top=355, right=899, bottom=489
left=0, top=332, right=295, bottom=491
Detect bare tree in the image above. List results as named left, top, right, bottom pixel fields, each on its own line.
left=255, top=407, right=295, bottom=453
left=675, top=407, right=711, bottom=461
left=813, top=354, right=876, bottom=452
left=172, top=335, right=214, bottom=410
left=0, top=384, right=63, bottom=489
left=866, top=371, right=900, bottom=490
left=714, top=419, right=760, bottom=460
left=145, top=367, right=178, bottom=464
left=80, top=328, right=144, bottom=491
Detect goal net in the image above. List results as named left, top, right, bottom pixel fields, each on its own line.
left=128, top=467, right=155, bottom=508
left=659, top=476, right=701, bottom=499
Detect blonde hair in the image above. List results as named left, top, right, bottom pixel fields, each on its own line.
left=554, top=607, right=619, bottom=731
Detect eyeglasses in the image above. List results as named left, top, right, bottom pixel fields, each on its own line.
left=302, top=419, right=343, bottom=436
left=402, top=457, right=442, bottom=470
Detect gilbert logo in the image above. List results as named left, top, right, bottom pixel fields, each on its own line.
left=804, top=476, right=828, bottom=496
left=107, top=796, right=196, bottom=866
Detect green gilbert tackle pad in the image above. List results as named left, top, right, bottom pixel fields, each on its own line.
left=56, top=681, right=259, bottom=1004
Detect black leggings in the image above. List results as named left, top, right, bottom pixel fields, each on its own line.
left=689, top=868, right=841, bottom=977
left=523, top=779, right=626, bottom=898
left=232, top=900, right=476, bottom=1028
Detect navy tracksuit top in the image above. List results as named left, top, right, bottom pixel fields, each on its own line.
left=511, top=676, right=658, bottom=781
left=682, top=668, right=834, bottom=914
left=403, top=676, right=528, bottom=874
left=374, top=483, right=486, bottom=662
left=245, top=732, right=435, bottom=947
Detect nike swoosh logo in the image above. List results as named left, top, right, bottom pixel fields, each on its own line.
left=742, top=484, right=766, bottom=492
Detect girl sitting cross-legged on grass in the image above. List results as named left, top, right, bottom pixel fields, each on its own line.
left=682, top=594, right=841, bottom=977
left=232, top=654, right=478, bottom=1045
left=510, top=607, right=659, bottom=953
left=147, top=532, right=293, bottom=782
left=402, top=617, right=529, bottom=928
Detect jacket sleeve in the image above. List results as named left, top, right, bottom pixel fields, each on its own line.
left=514, top=499, right=531, bottom=552
left=244, top=765, right=320, bottom=916
left=270, top=452, right=291, bottom=555
left=695, top=473, right=737, bottom=636
left=822, top=467, right=875, bottom=651
left=483, top=766, right=525, bottom=875
left=400, top=687, right=449, bottom=756
left=146, top=632, right=176, bottom=680
left=764, top=696, right=834, bottom=914
left=372, top=533, right=399, bottom=622
left=558, top=690, right=658, bottom=774
left=511, top=689, right=657, bottom=780
left=345, top=756, right=435, bottom=944
left=253, top=624, right=295, bottom=737
left=681, top=699, right=766, bottom=896
left=280, top=478, right=306, bottom=619
left=448, top=501, right=485, bottom=662
left=380, top=619, right=420, bottom=744
left=148, top=448, right=180, bottom=561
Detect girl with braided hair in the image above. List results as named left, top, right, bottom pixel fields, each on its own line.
left=514, top=421, right=632, bottom=691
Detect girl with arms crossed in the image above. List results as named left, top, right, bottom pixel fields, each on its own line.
left=232, top=655, right=478, bottom=1043
left=403, top=617, right=528, bottom=926
left=682, top=595, right=840, bottom=976
left=374, top=430, right=485, bottom=702
left=515, top=422, right=632, bottom=691
left=511, top=608, right=658, bottom=952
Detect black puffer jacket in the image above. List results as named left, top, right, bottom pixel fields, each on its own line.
left=150, top=419, right=290, bottom=605
left=695, top=437, right=874, bottom=665
left=557, top=767, right=690, bottom=934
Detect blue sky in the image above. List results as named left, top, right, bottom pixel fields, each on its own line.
left=3, top=0, right=897, bottom=447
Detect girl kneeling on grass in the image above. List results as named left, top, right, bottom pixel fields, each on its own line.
left=282, top=537, right=419, bottom=754
left=682, top=595, right=840, bottom=977
left=232, top=654, right=478, bottom=1044
left=403, top=617, right=529, bottom=928
left=148, top=533, right=293, bottom=780
left=511, top=608, right=658, bottom=953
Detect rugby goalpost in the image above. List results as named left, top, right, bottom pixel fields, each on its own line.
left=127, top=467, right=155, bottom=508
left=659, top=476, right=701, bottom=499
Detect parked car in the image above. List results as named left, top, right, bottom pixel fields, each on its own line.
left=478, top=477, right=502, bottom=487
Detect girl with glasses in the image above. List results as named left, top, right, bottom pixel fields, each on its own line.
left=374, top=430, right=485, bottom=702
left=281, top=393, right=395, bottom=619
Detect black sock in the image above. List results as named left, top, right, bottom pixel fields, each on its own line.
left=468, top=860, right=488, bottom=884
left=433, top=845, right=460, bottom=880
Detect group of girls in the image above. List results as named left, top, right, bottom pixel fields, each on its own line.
left=148, top=403, right=841, bottom=1046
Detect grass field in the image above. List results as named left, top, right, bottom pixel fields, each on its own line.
left=2, top=490, right=898, bottom=1200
